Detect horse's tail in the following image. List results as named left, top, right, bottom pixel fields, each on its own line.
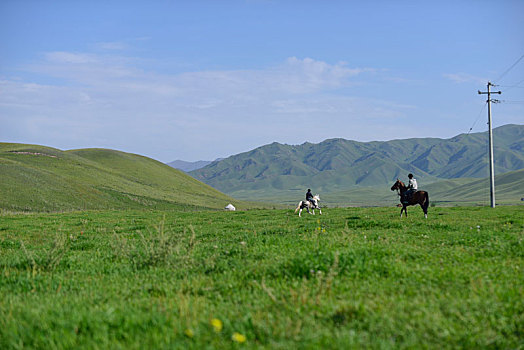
left=294, top=202, right=302, bottom=213
left=422, top=192, right=429, bottom=213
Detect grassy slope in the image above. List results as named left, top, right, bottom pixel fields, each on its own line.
left=0, top=143, right=243, bottom=212
left=423, top=168, right=524, bottom=204
left=0, top=207, right=522, bottom=348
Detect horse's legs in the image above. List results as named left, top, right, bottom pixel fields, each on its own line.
left=318, top=208, right=322, bottom=215
left=400, top=205, right=407, bottom=218
left=424, top=192, right=429, bottom=219
left=422, top=204, right=427, bottom=219
left=298, top=208, right=302, bottom=217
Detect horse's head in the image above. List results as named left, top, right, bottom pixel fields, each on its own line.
left=390, top=179, right=404, bottom=191
left=313, top=194, right=320, bottom=201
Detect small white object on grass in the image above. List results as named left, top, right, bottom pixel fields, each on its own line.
left=225, top=203, right=236, bottom=211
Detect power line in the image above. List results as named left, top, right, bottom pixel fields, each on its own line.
left=493, top=53, right=524, bottom=84
left=467, top=101, right=487, bottom=134
left=500, top=100, right=524, bottom=104
left=498, top=77, right=524, bottom=91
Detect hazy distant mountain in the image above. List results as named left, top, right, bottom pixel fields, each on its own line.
left=190, top=124, right=524, bottom=199
left=167, top=159, right=223, bottom=172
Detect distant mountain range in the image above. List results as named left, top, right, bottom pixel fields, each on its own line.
left=167, top=160, right=213, bottom=172
left=167, top=158, right=224, bottom=172
left=2, top=129, right=522, bottom=211
left=189, top=124, right=524, bottom=201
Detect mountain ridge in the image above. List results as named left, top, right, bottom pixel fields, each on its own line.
left=190, top=124, right=524, bottom=200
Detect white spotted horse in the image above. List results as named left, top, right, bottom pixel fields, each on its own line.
left=294, top=195, right=322, bottom=217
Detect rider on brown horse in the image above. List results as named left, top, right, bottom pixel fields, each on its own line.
left=391, top=177, right=429, bottom=218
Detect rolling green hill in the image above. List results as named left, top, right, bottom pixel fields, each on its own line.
left=0, top=143, right=242, bottom=212
left=190, top=124, right=524, bottom=202
left=424, top=168, right=524, bottom=205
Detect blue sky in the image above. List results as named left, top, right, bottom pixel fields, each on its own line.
left=1, top=0, right=523, bottom=162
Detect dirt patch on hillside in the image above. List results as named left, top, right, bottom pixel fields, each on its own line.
left=8, top=151, right=58, bottom=158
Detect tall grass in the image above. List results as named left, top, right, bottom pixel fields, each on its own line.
left=0, top=206, right=523, bottom=348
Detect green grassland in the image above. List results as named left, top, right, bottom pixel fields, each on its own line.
left=1, top=206, right=523, bottom=349
left=0, top=143, right=251, bottom=212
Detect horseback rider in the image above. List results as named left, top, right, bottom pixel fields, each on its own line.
left=306, top=189, right=315, bottom=206
left=404, top=173, right=418, bottom=203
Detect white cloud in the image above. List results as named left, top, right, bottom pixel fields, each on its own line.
left=443, top=72, right=486, bottom=84
left=1, top=52, right=410, bottom=161
left=23, top=54, right=370, bottom=102
left=44, top=52, right=97, bottom=64
left=95, top=41, right=128, bottom=50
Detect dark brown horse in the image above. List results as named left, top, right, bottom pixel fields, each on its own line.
left=390, top=179, right=429, bottom=218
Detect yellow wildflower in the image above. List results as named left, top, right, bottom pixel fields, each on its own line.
left=211, top=318, right=223, bottom=332
left=232, top=332, right=246, bottom=343
left=184, top=329, right=194, bottom=338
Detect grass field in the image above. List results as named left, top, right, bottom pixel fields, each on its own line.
left=1, top=206, right=523, bottom=349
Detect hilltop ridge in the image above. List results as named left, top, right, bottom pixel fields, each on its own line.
left=0, top=143, right=239, bottom=212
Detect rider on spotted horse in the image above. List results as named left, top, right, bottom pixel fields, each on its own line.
left=403, top=173, right=418, bottom=204
left=306, top=189, right=315, bottom=207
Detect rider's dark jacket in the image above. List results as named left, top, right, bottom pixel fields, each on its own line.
left=306, top=190, right=314, bottom=202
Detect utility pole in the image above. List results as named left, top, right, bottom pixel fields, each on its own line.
left=478, top=82, right=501, bottom=208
